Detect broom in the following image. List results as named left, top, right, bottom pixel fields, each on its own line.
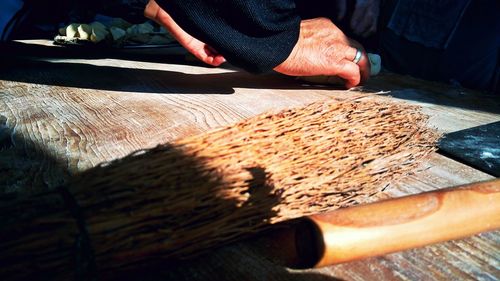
left=0, top=96, right=439, bottom=280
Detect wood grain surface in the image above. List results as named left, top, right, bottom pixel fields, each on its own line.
left=0, top=40, right=499, bottom=280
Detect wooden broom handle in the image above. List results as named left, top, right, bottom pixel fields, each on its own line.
left=295, top=179, right=500, bottom=268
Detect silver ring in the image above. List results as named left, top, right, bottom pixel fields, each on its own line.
left=352, top=49, right=362, bottom=64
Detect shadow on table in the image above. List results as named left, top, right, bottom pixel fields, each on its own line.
left=111, top=256, right=341, bottom=281
left=2, top=41, right=497, bottom=113
left=0, top=41, right=204, bottom=67
left=0, top=114, right=69, bottom=193
left=0, top=40, right=344, bottom=95
left=0, top=122, right=340, bottom=280
left=107, top=222, right=340, bottom=281
left=0, top=56, right=342, bottom=95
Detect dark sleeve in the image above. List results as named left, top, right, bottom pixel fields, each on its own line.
left=155, top=0, right=301, bottom=73
left=387, top=0, right=471, bottom=49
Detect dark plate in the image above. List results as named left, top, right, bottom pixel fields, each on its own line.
left=439, top=121, right=500, bottom=177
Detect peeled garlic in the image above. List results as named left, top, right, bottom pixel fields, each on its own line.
left=65, top=23, right=79, bottom=39
left=89, top=22, right=108, bottom=43
left=90, top=28, right=108, bottom=43
left=77, top=24, right=92, bottom=40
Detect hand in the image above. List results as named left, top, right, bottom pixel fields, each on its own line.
left=274, top=18, right=370, bottom=89
left=350, top=0, right=380, bottom=38
left=144, top=0, right=226, bottom=66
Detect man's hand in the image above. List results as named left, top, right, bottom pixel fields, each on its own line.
left=144, top=0, right=226, bottom=66
left=274, top=18, right=370, bottom=89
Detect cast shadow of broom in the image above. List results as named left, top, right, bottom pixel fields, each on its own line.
left=0, top=140, right=340, bottom=281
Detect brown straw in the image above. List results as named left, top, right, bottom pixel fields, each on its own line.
left=0, top=96, right=440, bottom=280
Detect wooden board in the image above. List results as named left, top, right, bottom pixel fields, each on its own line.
left=0, top=40, right=499, bottom=280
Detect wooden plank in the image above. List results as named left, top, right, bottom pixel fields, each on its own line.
left=0, top=49, right=364, bottom=192
left=366, top=73, right=500, bottom=134
left=1, top=40, right=499, bottom=280
left=1, top=55, right=499, bottom=191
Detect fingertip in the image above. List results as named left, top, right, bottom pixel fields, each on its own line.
left=344, top=77, right=359, bottom=89
left=201, top=45, right=225, bottom=66
left=202, top=55, right=225, bottom=67
left=213, top=55, right=226, bottom=66
left=344, top=81, right=355, bottom=89
left=144, top=0, right=159, bottom=20
left=204, top=56, right=217, bottom=66
left=192, top=49, right=212, bottom=65
left=336, top=60, right=361, bottom=88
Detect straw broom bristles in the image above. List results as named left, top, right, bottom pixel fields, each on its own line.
left=0, top=96, right=439, bottom=280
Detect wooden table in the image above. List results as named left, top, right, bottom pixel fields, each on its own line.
left=1, top=40, right=499, bottom=280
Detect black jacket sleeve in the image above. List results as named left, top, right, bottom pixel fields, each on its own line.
left=155, top=0, right=301, bottom=73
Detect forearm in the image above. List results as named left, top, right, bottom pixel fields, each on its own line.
left=155, top=0, right=301, bottom=73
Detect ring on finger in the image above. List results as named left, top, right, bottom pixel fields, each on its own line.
left=352, top=49, right=362, bottom=64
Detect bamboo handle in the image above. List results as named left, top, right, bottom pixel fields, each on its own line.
left=295, top=179, right=500, bottom=268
